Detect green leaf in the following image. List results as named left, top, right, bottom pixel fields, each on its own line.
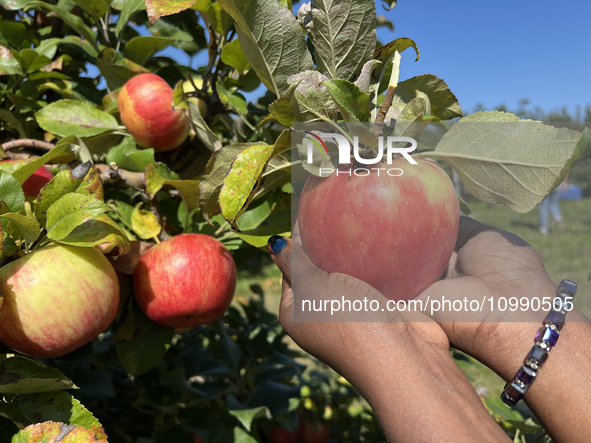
left=116, top=0, right=146, bottom=35
left=73, top=0, right=112, bottom=19
left=177, top=94, right=222, bottom=151
left=432, top=112, right=586, bottom=212
left=10, top=140, right=74, bottom=188
left=225, top=396, right=268, bottom=432
left=216, top=79, right=248, bottom=115
left=12, top=422, right=108, bottom=443
left=145, top=162, right=200, bottom=218
left=25, top=2, right=99, bottom=50
left=97, top=48, right=150, bottom=90
left=35, top=165, right=103, bottom=226
left=36, top=100, right=119, bottom=137
left=354, top=59, right=381, bottom=94
left=0, top=20, right=26, bottom=47
left=0, top=0, right=29, bottom=10
left=124, top=36, right=175, bottom=66
left=107, top=137, right=155, bottom=172
left=0, top=355, right=77, bottom=395
left=58, top=214, right=131, bottom=255
left=269, top=71, right=337, bottom=126
left=221, top=38, right=250, bottom=72
left=207, top=1, right=234, bottom=36
left=0, top=48, right=23, bottom=75
left=372, top=37, right=420, bottom=91
left=219, top=143, right=274, bottom=227
left=302, top=0, right=376, bottom=81
left=323, top=78, right=370, bottom=122
left=46, top=193, right=110, bottom=241
left=1, top=212, right=40, bottom=244
left=218, top=319, right=241, bottom=369
left=236, top=208, right=290, bottom=248
left=218, top=0, right=314, bottom=95
left=392, top=74, right=462, bottom=121
left=199, top=144, right=249, bottom=223
left=4, top=391, right=108, bottom=438
left=145, top=0, right=197, bottom=24
left=391, top=92, right=433, bottom=138
left=0, top=171, right=24, bottom=212
left=116, top=320, right=175, bottom=375
left=131, top=204, right=161, bottom=239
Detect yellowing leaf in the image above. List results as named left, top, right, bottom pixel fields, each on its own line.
left=131, top=204, right=161, bottom=240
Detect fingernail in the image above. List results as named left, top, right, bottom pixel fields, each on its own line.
left=268, top=235, right=287, bottom=256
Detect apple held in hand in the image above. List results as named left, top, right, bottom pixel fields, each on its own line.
left=133, top=234, right=237, bottom=328
left=298, top=159, right=459, bottom=302
left=118, top=73, right=190, bottom=151
left=0, top=244, right=120, bottom=358
left=0, top=159, right=53, bottom=197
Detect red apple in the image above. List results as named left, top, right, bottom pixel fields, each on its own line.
left=1, top=159, right=53, bottom=197
left=117, top=73, right=190, bottom=151
left=133, top=234, right=237, bottom=328
left=269, top=426, right=298, bottom=443
left=300, top=422, right=330, bottom=443
left=0, top=244, right=120, bottom=358
left=298, top=159, right=459, bottom=302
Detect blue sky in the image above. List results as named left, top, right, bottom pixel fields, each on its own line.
left=379, top=0, right=591, bottom=115
left=129, top=1, right=591, bottom=116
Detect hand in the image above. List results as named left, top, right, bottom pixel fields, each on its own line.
left=417, top=216, right=591, bottom=442
left=267, top=226, right=511, bottom=442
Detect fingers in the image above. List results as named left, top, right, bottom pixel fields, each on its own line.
left=455, top=216, right=492, bottom=250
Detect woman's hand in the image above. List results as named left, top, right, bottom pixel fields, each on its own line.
left=417, top=216, right=591, bottom=442
left=267, top=230, right=510, bottom=442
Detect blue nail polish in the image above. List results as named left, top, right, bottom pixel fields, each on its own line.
left=268, top=235, right=287, bottom=255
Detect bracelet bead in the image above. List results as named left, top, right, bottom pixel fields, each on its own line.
left=501, top=279, right=577, bottom=407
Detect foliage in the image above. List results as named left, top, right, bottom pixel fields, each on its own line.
left=0, top=0, right=589, bottom=441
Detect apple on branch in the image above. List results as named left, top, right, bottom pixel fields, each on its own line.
left=133, top=234, right=237, bottom=328
left=0, top=244, right=120, bottom=359
left=298, top=158, right=460, bottom=302
left=118, top=73, right=190, bottom=152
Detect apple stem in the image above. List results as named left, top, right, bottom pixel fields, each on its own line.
left=152, top=236, right=161, bottom=245
left=374, top=51, right=401, bottom=139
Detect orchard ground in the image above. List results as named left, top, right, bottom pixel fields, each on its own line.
left=234, top=197, right=591, bottom=398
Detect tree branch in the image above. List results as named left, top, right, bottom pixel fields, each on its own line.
left=95, top=164, right=145, bottom=190
left=2, top=139, right=55, bottom=151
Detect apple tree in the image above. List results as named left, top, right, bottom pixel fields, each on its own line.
left=0, top=0, right=589, bottom=441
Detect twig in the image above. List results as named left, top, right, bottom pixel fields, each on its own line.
left=2, top=139, right=54, bottom=151
left=95, top=164, right=145, bottom=190
left=374, top=51, right=402, bottom=138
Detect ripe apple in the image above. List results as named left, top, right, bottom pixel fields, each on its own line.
left=118, top=73, right=190, bottom=151
left=133, top=234, right=237, bottom=328
left=0, top=244, right=120, bottom=358
left=0, top=159, right=53, bottom=197
left=300, top=422, right=330, bottom=443
left=269, top=426, right=298, bottom=443
left=298, top=159, right=459, bottom=302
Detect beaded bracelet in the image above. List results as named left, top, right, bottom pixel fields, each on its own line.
left=501, top=279, right=577, bottom=407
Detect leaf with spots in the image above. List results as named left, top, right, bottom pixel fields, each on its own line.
left=145, top=0, right=197, bottom=25
left=131, top=204, right=161, bottom=240
left=12, top=421, right=108, bottom=443
left=219, top=143, right=275, bottom=229
left=2, top=391, right=107, bottom=438
left=199, top=143, right=254, bottom=224
left=0, top=170, right=24, bottom=212
left=0, top=355, right=77, bottom=395
left=45, top=193, right=110, bottom=241
left=35, top=165, right=104, bottom=227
